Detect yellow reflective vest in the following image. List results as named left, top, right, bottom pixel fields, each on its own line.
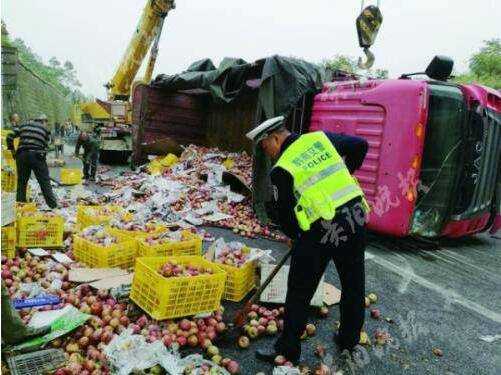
left=274, top=132, right=369, bottom=231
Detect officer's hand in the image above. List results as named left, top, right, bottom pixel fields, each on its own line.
left=286, top=238, right=293, bottom=249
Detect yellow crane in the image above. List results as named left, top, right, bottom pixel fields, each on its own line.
left=79, top=0, right=175, bottom=162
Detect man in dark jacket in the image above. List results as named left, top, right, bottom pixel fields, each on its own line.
left=75, top=127, right=101, bottom=183
left=6, top=113, right=58, bottom=209
left=248, top=116, right=369, bottom=365
left=7, top=113, right=20, bottom=130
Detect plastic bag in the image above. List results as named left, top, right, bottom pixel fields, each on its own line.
left=155, top=177, right=186, bottom=192
left=206, top=164, right=224, bottom=186
left=273, top=366, right=301, bottom=375
left=212, top=238, right=273, bottom=264
left=227, top=191, right=245, bottom=203
left=194, top=201, right=219, bottom=216
left=175, top=354, right=229, bottom=375
left=17, top=282, right=45, bottom=299
left=12, top=306, right=90, bottom=351
left=104, top=328, right=179, bottom=375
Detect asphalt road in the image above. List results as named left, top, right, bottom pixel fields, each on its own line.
left=44, top=143, right=500, bottom=374
left=202, top=228, right=500, bottom=375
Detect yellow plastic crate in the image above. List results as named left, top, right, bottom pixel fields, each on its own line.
left=60, top=169, right=83, bottom=185
left=76, top=205, right=126, bottom=230
left=1, top=130, right=19, bottom=149
left=2, top=168, right=16, bottom=192
left=16, top=214, right=64, bottom=248
left=108, top=224, right=166, bottom=255
left=1, top=150, right=16, bottom=168
left=73, top=229, right=137, bottom=269
left=137, top=231, right=202, bottom=257
left=216, top=257, right=257, bottom=302
left=1, top=225, right=16, bottom=258
left=130, top=256, right=226, bottom=320
left=16, top=203, right=37, bottom=217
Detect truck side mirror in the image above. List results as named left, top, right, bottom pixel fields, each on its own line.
left=425, top=56, right=454, bottom=81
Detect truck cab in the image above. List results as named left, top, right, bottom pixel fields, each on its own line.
left=309, top=74, right=500, bottom=238
left=79, top=100, right=133, bottom=163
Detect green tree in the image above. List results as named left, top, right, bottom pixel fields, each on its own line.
left=454, top=39, right=501, bottom=89
left=323, top=54, right=359, bottom=74
left=373, top=68, right=388, bottom=79
left=9, top=37, right=84, bottom=95
left=49, top=56, right=61, bottom=68
left=62, top=60, right=82, bottom=88
left=322, top=54, right=389, bottom=79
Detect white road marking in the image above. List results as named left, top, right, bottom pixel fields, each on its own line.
left=366, top=250, right=501, bottom=324
left=439, top=248, right=501, bottom=282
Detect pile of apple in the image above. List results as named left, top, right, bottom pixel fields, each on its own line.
left=183, top=362, right=228, bottom=375
left=52, top=288, right=229, bottom=374
left=373, top=329, right=392, bottom=346
left=215, top=202, right=285, bottom=241
left=152, top=145, right=283, bottom=241
left=80, top=226, right=119, bottom=245
left=49, top=286, right=126, bottom=374
left=158, top=261, right=214, bottom=278
left=203, top=344, right=240, bottom=374
left=239, top=304, right=285, bottom=344
left=82, top=206, right=118, bottom=217
left=109, top=218, right=159, bottom=233
left=238, top=304, right=318, bottom=364
left=215, top=244, right=249, bottom=268
left=1, top=252, right=73, bottom=298
left=177, top=144, right=252, bottom=187
left=143, top=230, right=191, bottom=246
left=18, top=210, right=59, bottom=218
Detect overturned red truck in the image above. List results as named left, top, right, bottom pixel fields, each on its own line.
left=131, top=56, right=500, bottom=238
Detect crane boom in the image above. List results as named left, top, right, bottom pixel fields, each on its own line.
left=106, top=0, right=175, bottom=100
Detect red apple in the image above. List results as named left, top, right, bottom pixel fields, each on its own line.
left=306, top=323, right=316, bottom=336
left=274, top=355, right=286, bottom=366
left=237, top=336, right=249, bottom=349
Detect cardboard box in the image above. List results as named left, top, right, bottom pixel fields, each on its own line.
left=259, top=263, right=325, bottom=307
left=1, top=192, right=16, bottom=226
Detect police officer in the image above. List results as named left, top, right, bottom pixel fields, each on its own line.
left=248, top=116, right=369, bottom=365
left=6, top=113, right=58, bottom=209
left=75, top=126, right=101, bottom=183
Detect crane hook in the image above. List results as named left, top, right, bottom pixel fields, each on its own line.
left=358, top=47, right=375, bottom=69
left=356, top=1, right=383, bottom=70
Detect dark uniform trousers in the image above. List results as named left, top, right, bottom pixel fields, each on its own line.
left=16, top=150, right=58, bottom=209
left=275, top=200, right=366, bottom=362
left=83, top=152, right=99, bottom=180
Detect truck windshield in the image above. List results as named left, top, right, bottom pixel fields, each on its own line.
left=410, top=84, right=465, bottom=237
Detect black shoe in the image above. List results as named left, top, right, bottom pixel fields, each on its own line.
left=333, top=333, right=356, bottom=352
left=255, top=348, right=299, bottom=366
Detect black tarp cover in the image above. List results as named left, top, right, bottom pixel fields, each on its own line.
left=152, top=55, right=324, bottom=119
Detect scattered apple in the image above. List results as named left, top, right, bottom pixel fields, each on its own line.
left=237, top=335, right=250, bottom=349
